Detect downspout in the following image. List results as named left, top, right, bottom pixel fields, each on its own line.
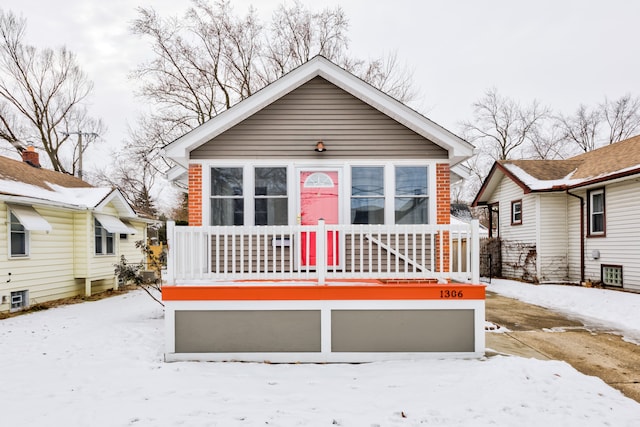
left=566, top=190, right=585, bottom=283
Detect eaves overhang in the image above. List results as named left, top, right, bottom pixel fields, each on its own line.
left=164, top=56, right=475, bottom=169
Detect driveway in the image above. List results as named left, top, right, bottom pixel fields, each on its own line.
left=485, top=291, right=640, bottom=403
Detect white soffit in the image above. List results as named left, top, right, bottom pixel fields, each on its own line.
left=94, top=213, right=137, bottom=234
left=9, top=205, right=52, bottom=233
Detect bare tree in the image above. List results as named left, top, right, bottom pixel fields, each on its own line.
left=464, top=88, right=549, bottom=161
left=526, top=125, right=568, bottom=160
left=124, top=0, right=417, bottom=214
left=555, top=94, right=640, bottom=153
left=346, top=52, right=417, bottom=103
left=0, top=9, right=102, bottom=173
left=602, top=94, right=640, bottom=144
left=131, top=1, right=416, bottom=131
left=555, top=104, right=601, bottom=153
left=93, top=149, right=158, bottom=217
left=264, top=0, right=349, bottom=77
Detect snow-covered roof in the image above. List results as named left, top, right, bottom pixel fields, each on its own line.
left=473, top=134, right=640, bottom=205
left=0, top=155, right=136, bottom=217
left=164, top=55, right=475, bottom=168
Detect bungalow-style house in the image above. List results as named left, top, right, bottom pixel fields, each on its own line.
left=164, top=55, right=478, bottom=284
left=160, top=56, right=486, bottom=362
left=473, top=134, right=640, bottom=292
left=0, top=149, right=149, bottom=313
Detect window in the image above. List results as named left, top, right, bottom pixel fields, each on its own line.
left=255, top=167, right=287, bottom=225
left=95, top=218, right=115, bottom=255
left=511, top=200, right=523, bottom=225
left=210, top=167, right=244, bottom=225
left=395, top=166, right=428, bottom=224
left=9, top=212, right=28, bottom=257
left=601, top=265, right=622, bottom=287
left=588, top=188, right=605, bottom=236
left=351, top=167, right=384, bottom=224
left=10, top=290, right=28, bottom=312
left=8, top=206, right=51, bottom=257
left=304, top=172, right=334, bottom=188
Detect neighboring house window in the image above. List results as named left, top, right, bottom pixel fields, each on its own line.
left=255, top=167, right=288, bottom=225
left=588, top=188, right=605, bottom=236
left=10, top=290, right=28, bottom=312
left=395, top=166, right=428, bottom=224
left=9, top=212, right=28, bottom=257
left=211, top=167, right=244, bottom=225
left=601, top=265, right=622, bottom=287
left=351, top=166, right=384, bottom=224
left=511, top=200, right=523, bottom=225
left=95, top=218, right=115, bottom=255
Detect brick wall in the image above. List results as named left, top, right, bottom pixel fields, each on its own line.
left=188, top=164, right=203, bottom=226
left=436, top=163, right=450, bottom=272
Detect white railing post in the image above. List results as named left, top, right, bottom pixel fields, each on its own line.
left=317, top=219, right=326, bottom=285
left=165, top=221, right=175, bottom=285
left=471, top=219, right=480, bottom=283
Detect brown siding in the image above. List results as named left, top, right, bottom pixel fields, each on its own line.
left=191, top=77, right=448, bottom=160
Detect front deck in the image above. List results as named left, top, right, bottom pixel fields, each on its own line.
left=165, top=220, right=481, bottom=285
left=163, top=221, right=484, bottom=362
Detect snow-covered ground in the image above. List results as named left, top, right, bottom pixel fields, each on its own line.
left=488, top=279, right=640, bottom=344
left=1, top=282, right=639, bottom=426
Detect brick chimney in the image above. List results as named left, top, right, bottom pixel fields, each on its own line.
left=22, top=146, right=41, bottom=168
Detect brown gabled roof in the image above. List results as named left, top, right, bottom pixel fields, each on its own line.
left=0, top=155, right=92, bottom=193
left=500, top=159, right=583, bottom=181
left=501, top=134, right=640, bottom=185
left=473, top=134, right=640, bottom=206
left=568, top=134, right=640, bottom=179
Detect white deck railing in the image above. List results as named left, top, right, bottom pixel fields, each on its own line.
left=165, top=220, right=480, bottom=284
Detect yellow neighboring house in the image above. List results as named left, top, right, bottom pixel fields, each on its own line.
left=0, top=150, right=150, bottom=313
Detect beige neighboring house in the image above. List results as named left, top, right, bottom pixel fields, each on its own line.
left=0, top=149, right=149, bottom=313
left=473, top=135, right=640, bottom=292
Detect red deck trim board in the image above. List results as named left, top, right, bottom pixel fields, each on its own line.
left=162, top=283, right=485, bottom=301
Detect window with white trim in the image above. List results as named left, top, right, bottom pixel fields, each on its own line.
left=588, top=188, right=605, bottom=236
left=95, top=218, right=115, bottom=255
left=255, top=167, right=287, bottom=225
left=351, top=166, right=384, bottom=224
left=395, top=166, right=428, bottom=224
left=511, top=200, right=522, bottom=225
left=9, top=212, right=28, bottom=257
left=210, top=167, right=244, bottom=225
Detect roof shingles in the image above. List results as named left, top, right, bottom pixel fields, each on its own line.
left=500, top=134, right=640, bottom=190
left=0, top=155, right=92, bottom=192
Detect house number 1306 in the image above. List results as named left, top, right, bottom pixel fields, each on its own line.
left=440, top=290, right=464, bottom=298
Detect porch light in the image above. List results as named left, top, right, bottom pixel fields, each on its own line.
left=315, top=141, right=326, bottom=152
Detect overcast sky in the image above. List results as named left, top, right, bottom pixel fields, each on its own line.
left=3, top=0, right=639, bottom=162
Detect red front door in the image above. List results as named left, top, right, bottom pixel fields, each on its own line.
left=300, top=171, right=339, bottom=267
